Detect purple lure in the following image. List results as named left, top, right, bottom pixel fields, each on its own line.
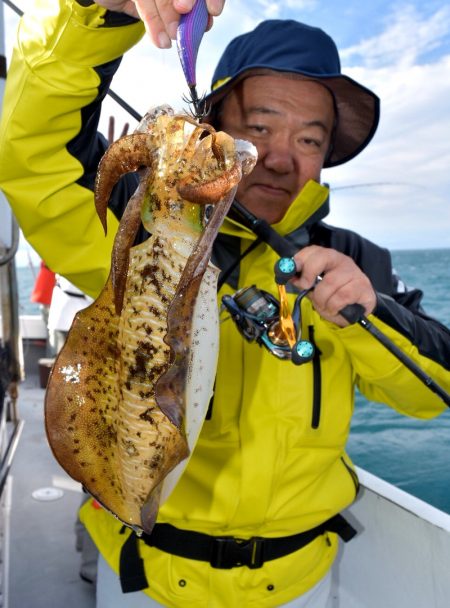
left=176, top=0, right=209, bottom=88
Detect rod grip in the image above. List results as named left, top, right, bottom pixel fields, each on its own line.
left=339, top=303, right=365, bottom=325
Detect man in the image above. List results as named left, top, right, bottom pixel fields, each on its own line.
left=1, top=1, right=449, bottom=607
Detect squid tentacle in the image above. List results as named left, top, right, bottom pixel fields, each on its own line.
left=173, top=116, right=224, bottom=166
left=111, top=168, right=151, bottom=316
left=182, top=124, right=207, bottom=160
left=94, top=133, right=156, bottom=234
left=177, top=160, right=242, bottom=205
left=155, top=185, right=238, bottom=426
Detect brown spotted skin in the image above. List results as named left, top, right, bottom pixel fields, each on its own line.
left=44, top=107, right=257, bottom=534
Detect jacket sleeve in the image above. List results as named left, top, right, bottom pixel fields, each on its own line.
left=335, top=308, right=449, bottom=417
left=318, top=222, right=450, bottom=416
left=0, top=0, right=144, bottom=298
left=337, top=275, right=450, bottom=418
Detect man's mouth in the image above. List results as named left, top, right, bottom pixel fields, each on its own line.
left=252, top=182, right=291, bottom=197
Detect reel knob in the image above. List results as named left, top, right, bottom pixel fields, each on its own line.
left=274, top=257, right=297, bottom=285
left=291, top=340, right=315, bottom=365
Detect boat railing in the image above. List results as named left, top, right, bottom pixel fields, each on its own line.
left=0, top=188, right=25, bottom=607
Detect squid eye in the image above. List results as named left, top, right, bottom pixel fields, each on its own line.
left=202, top=204, right=214, bottom=226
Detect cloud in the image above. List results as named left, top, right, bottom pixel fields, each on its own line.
left=341, top=4, right=450, bottom=68
left=323, top=4, right=450, bottom=249
left=249, top=0, right=318, bottom=19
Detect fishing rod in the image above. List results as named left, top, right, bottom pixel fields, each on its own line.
left=229, top=200, right=450, bottom=408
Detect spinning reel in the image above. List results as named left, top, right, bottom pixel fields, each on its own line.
left=222, top=258, right=315, bottom=365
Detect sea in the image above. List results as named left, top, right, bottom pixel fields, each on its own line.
left=16, top=248, right=450, bottom=513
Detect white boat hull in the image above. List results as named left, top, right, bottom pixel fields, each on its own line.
left=337, top=467, right=450, bottom=607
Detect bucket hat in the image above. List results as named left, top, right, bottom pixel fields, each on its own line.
left=204, top=20, right=380, bottom=168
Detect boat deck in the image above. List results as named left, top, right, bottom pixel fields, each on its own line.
left=4, top=341, right=450, bottom=608
left=8, top=357, right=95, bottom=607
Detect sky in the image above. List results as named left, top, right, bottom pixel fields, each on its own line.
left=1, top=0, right=450, bottom=267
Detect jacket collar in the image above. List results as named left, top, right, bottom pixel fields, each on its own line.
left=220, top=180, right=330, bottom=240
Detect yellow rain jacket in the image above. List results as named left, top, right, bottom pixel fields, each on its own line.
left=1, top=1, right=449, bottom=606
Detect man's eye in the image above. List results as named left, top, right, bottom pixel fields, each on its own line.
left=302, top=137, right=320, bottom=147
left=247, top=124, right=267, bottom=134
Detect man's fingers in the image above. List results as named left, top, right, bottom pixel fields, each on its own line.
left=312, top=272, right=357, bottom=316
left=293, top=246, right=340, bottom=289
left=176, top=1, right=223, bottom=32
left=131, top=0, right=225, bottom=47
left=134, top=0, right=179, bottom=47
left=206, top=0, right=225, bottom=16
left=173, top=0, right=195, bottom=12
left=291, top=245, right=376, bottom=325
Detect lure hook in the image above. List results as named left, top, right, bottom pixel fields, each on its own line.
left=182, top=87, right=209, bottom=120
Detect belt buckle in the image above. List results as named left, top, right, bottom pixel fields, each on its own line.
left=210, top=536, right=264, bottom=569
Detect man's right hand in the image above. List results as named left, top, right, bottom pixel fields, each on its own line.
left=94, top=0, right=225, bottom=48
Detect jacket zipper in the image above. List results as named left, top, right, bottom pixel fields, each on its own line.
left=308, top=325, right=322, bottom=429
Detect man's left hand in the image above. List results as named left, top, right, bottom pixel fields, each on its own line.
left=291, top=245, right=376, bottom=327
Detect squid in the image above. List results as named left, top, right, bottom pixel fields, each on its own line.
left=45, top=105, right=257, bottom=535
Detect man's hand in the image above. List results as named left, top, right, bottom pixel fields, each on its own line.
left=290, top=245, right=377, bottom=327
left=94, top=0, right=225, bottom=48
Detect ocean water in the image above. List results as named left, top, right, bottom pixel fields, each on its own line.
left=349, top=248, right=450, bottom=513
left=16, top=249, right=450, bottom=512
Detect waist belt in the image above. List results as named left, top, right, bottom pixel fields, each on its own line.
left=119, top=514, right=356, bottom=593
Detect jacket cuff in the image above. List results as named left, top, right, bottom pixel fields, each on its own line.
left=69, top=0, right=142, bottom=27
left=373, top=291, right=450, bottom=367
left=373, top=292, right=415, bottom=337
left=73, top=0, right=141, bottom=26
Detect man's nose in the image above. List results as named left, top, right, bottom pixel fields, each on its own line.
left=262, top=134, right=296, bottom=174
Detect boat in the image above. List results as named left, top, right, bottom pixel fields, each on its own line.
left=1, top=6, right=450, bottom=607
left=3, top=312, right=450, bottom=608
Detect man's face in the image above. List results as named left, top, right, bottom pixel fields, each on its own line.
left=218, top=75, right=335, bottom=224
